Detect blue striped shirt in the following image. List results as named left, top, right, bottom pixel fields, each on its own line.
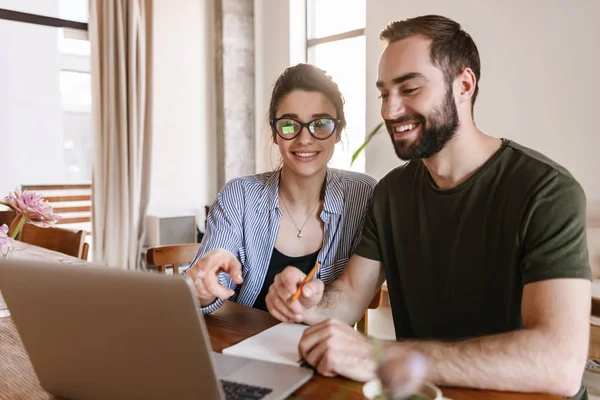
left=184, top=168, right=377, bottom=314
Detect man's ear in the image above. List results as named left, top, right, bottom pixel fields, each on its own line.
left=456, top=67, right=476, bottom=105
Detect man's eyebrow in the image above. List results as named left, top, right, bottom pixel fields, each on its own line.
left=376, top=72, right=428, bottom=89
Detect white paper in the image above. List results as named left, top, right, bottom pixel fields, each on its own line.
left=222, top=322, right=309, bottom=366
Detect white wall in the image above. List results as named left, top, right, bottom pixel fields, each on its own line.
left=149, top=0, right=217, bottom=228
left=254, top=0, right=306, bottom=173
left=254, top=0, right=290, bottom=173
left=365, top=0, right=600, bottom=202
left=0, top=0, right=65, bottom=196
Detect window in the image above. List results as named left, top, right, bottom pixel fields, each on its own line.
left=0, top=1, right=91, bottom=192
left=306, top=0, right=366, bottom=172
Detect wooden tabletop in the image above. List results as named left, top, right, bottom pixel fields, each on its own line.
left=0, top=242, right=563, bottom=399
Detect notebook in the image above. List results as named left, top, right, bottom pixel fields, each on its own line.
left=223, top=322, right=309, bottom=366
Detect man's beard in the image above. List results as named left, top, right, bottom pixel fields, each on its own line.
left=386, top=86, right=459, bottom=161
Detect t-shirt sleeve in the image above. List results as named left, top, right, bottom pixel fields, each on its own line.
left=521, top=173, right=592, bottom=284
left=354, top=188, right=383, bottom=262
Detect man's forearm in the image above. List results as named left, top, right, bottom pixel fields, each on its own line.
left=399, top=329, right=585, bottom=397
left=303, top=279, right=365, bottom=326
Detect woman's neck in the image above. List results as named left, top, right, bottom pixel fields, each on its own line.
left=279, top=166, right=327, bottom=210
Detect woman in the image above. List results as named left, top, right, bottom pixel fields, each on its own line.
left=184, top=63, right=377, bottom=316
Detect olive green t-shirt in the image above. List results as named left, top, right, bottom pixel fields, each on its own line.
left=356, top=139, right=591, bottom=340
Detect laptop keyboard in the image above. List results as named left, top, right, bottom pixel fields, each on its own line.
left=220, top=380, right=273, bottom=400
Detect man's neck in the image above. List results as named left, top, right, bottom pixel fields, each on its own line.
left=422, top=121, right=503, bottom=190
left=279, top=167, right=326, bottom=211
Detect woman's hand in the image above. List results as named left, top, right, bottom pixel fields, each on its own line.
left=186, top=248, right=243, bottom=306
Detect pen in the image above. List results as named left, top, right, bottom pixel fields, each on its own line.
left=288, top=213, right=342, bottom=302
left=290, top=261, right=320, bottom=301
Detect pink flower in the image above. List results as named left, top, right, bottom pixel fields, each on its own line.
left=1, top=188, right=61, bottom=228
left=0, top=224, right=14, bottom=256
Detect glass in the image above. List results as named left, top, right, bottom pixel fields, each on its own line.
left=59, top=29, right=91, bottom=56
left=0, top=0, right=89, bottom=22
left=0, top=18, right=92, bottom=195
left=60, top=70, right=92, bottom=112
left=307, top=0, right=365, bottom=39
left=308, top=35, right=366, bottom=172
left=272, top=117, right=339, bottom=140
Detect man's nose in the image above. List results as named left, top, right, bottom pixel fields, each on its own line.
left=381, top=95, right=406, bottom=121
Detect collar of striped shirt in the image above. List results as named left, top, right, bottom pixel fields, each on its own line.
left=256, top=168, right=344, bottom=215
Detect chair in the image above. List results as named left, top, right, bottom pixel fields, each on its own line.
left=146, top=243, right=201, bottom=274
left=356, top=288, right=383, bottom=335
left=0, top=210, right=16, bottom=227
left=0, top=210, right=21, bottom=240
left=20, top=223, right=86, bottom=260
left=81, top=242, right=90, bottom=261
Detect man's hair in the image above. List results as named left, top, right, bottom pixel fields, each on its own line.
left=380, top=15, right=481, bottom=113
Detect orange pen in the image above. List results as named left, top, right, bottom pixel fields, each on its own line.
left=290, top=261, right=321, bottom=301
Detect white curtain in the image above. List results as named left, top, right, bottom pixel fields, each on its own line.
left=89, top=0, right=153, bottom=269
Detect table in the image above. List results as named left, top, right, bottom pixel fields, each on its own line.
left=0, top=242, right=563, bottom=399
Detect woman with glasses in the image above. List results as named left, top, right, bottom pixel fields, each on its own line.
left=184, top=63, right=377, bottom=316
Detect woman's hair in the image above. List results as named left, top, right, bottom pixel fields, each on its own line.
left=268, top=63, right=346, bottom=140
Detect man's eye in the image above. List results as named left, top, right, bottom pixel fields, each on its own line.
left=403, top=88, right=419, bottom=95
left=377, top=93, right=389, bottom=99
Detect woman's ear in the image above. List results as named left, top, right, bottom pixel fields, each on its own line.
left=335, top=130, right=342, bottom=144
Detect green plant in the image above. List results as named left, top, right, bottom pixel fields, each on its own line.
left=350, top=122, right=385, bottom=166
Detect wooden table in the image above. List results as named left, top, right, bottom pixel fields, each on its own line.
left=0, top=242, right=562, bottom=400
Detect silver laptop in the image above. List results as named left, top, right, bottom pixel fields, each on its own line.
left=0, top=258, right=313, bottom=400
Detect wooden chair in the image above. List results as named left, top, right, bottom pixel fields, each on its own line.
left=81, top=242, right=90, bottom=261
left=0, top=210, right=16, bottom=227
left=0, top=210, right=21, bottom=240
left=356, top=288, right=383, bottom=335
left=20, top=223, right=86, bottom=260
left=146, top=243, right=201, bottom=274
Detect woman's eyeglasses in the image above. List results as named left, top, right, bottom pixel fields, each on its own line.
left=271, top=117, right=339, bottom=140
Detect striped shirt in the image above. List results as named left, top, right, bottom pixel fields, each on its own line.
left=184, top=168, right=377, bottom=314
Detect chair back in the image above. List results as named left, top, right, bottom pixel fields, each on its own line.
left=0, top=210, right=17, bottom=230
left=356, top=288, right=383, bottom=335
left=20, top=223, right=86, bottom=259
left=146, top=243, right=201, bottom=274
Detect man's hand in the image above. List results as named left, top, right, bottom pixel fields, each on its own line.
left=186, top=248, right=243, bottom=306
left=298, top=319, right=376, bottom=382
left=376, top=346, right=428, bottom=398
left=266, top=266, right=324, bottom=323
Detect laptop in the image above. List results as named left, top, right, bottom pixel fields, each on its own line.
left=0, top=258, right=313, bottom=400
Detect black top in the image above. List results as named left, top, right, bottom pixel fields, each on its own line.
left=252, top=247, right=320, bottom=312
left=355, top=139, right=591, bottom=340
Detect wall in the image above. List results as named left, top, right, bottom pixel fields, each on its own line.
left=0, top=0, right=65, bottom=196
left=365, top=0, right=600, bottom=202
left=253, top=0, right=306, bottom=173
left=254, top=0, right=290, bottom=173
left=148, top=0, right=217, bottom=228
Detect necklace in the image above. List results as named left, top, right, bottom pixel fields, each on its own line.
left=279, top=195, right=320, bottom=238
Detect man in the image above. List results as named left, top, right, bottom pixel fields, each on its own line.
left=265, top=15, right=592, bottom=399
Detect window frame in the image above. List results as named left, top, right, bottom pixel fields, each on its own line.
left=304, top=0, right=367, bottom=172
left=0, top=8, right=88, bottom=32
